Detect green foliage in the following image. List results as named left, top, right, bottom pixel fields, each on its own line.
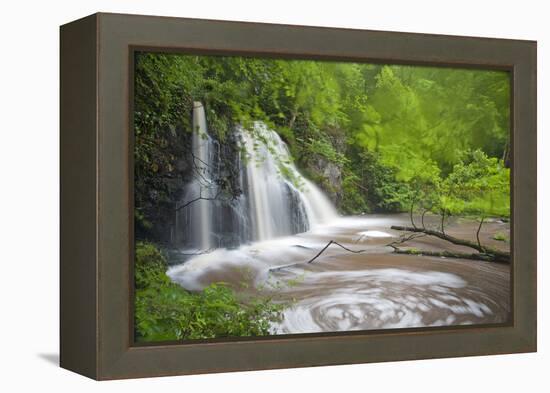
left=341, top=171, right=369, bottom=214
left=398, top=158, right=442, bottom=219
left=378, top=149, right=510, bottom=222
left=441, top=150, right=510, bottom=218
left=134, top=241, right=172, bottom=290
left=493, top=232, right=508, bottom=242
left=134, top=242, right=283, bottom=342
left=277, top=159, right=306, bottom=190
left=134, top=53, right=511, bottom=217
left=133, top=52, right=512, bottom=342
left=344, top=149, right=408, bottom=213
left=304, top=137, right=349, bottom=167
left=134, top=53, right=197, bottom=171
left=355, top=66, right=510, bottom=175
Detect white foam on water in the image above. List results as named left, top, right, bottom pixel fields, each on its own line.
left=167, top=215, right=397, bottom=291
left=356, top=230, right=394, bottom=238
left=167, top=204, right=507, bottom=334
left=167, top=235, right=330, bottom=290
left=272, top=267, right=501, bottom=334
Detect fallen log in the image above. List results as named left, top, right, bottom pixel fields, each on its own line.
left=391, top=247, right=509, bottom=264
left=390, top=225, right=510, bottom=263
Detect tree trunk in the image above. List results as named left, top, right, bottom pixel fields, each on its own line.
left=476, top=216, right=485, bottom=251
left=409, top=201, right=416, bottom=229
left=502, top=139, right=511, bottom=168
left=288, top=109, right=298, bottom=130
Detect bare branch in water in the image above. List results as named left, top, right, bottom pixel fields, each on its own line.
left=175, top=188, right=224, bottom=211
left=387, top=232, right=426, bottom=251
left=269, top=240, right=367, bottom=272
left=305, top=240, right=367, bottom=264
left=175, top=143, right=243, bottom=212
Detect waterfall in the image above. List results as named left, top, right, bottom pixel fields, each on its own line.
left=177, top=103, right=338, bottom=250
left=239, top=122, right=337, bottom=241
left=181, top=102, right=215, bottom=250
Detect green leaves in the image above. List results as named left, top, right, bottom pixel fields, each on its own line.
left=305, top=137, right=349, bottom=167
left=354, top=65, right=510, bottom=176
left=132, top=53, right=512, bottom=342
left=441, top=150, right=510, bottom=218
left=134, top=52, right=511, bottom=220
left=134, top=242, right=284, bottom=342
left=358, top=148, right=510, bottom=222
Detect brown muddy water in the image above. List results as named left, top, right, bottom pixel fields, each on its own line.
left=167, top=213, right=510, bottom=334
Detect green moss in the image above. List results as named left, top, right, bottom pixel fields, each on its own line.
left=493, top=232, right=509, bottom=242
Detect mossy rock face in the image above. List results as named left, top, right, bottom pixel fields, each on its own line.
left=302, top=154, right=343, bottom=207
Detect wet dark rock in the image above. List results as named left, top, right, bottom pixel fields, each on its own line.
left=305, top=156, right=343, bottom=207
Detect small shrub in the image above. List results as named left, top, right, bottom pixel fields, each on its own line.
left=493, top=232, right=508, bottom=242
left=134, top=241, right=284, bottom=342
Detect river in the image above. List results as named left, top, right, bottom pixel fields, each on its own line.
left=167, top=213, right=510, bottom=335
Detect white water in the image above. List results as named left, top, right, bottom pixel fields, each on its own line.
left=239, top=122, right=337, bottom=241
left=168, top=217, right=390, bottom=291
left=167, top=215, right=510, bottom=333
left=178, top=103, right=338, bottom=250
left=182, top=102, right=215, bottom=250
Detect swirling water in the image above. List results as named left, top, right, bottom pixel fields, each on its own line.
left=169, top=104, right=509, bottom=334
left=168, top=215, right=510, bottom=334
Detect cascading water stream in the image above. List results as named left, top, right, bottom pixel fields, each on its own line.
left=178, top=102, right=338, bottom=251
left=181, top=102, right=215, bottom=250
left=239, top=122, right=337, bottom=241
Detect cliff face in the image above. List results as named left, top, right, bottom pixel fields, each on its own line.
left=135, top=125, right=246, bottom=246
left=299, top=132, right=346, bottom=211
left=134, top=124, right=192, bottom=244
left=135, top=118, right=346, bottom=247
left=305, top=157, right=343, bottom=207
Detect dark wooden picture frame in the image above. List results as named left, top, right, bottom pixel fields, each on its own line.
left=60, top=12, right=537, bottom=380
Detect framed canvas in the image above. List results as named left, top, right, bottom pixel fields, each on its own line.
left=60, top=12, right=537, bottom=380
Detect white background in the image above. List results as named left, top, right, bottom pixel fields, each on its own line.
left=0, top=0, right=547, bottom=391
